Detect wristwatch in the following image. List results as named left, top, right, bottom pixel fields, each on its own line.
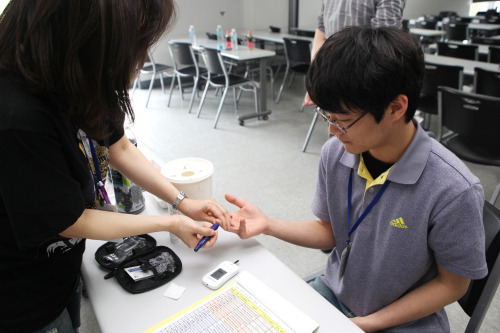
left=172, top=191, right=187, bottom=210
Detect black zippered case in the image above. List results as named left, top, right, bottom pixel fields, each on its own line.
left=94, top=234, right=182, bottom=294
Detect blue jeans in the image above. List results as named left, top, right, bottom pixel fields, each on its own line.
left=33, top=278, right=82, bottom=333
left=309, top=276, right=355, bottom=318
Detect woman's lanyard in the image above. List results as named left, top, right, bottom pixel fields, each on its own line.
left=339, top=168, right=391, bottom=281
left=87, top=138, right=111, bottom=205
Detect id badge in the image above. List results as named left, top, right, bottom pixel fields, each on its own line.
left=338, top=242, right=352, bottom=282
left=97, top=202, right=118, bottom=212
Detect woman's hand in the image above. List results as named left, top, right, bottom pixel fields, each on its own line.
left=179, top=198, right=231, bottom=229
left=171, top=215, right=218, bottom=249
left=224, top=194, right=269, bottom=239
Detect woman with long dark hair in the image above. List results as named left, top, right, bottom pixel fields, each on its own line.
left=0, top=1, right=229, bottom=332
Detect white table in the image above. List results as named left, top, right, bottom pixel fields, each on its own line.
left=468, top=23, right=500, bottom=32
left=251, top=30, right=313, bottom=44
left=425, top=53, right=500, bottom=76
left=173, top=38, right=275, bottom=124
left=410, top=28, right=447, bottom=39
left=80, top=143, right=363, bottom=333
left=81, top=194, right=363, bottom=333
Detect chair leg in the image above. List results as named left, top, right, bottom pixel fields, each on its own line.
left=491, top=183, right=500, bottom=205
left=213, top=87, right=228, bottom=129
left=288, top=72, right=295, bottom=88
left=145, top=75, right=155, bottom=108
left=176, top=76, right=184, bottom=101
left=196, top=82, right=210, bottom=118
left=276, top=67, right=289, bottom=104
left=188, top=76, right=198, bottom=114
left=233, top=87, right=238, bottom=110
left=167, top=74, right=176, bottom=107
left=302, top=113, right=319, bottom=152
left=159, top=73, right=165, bottom=94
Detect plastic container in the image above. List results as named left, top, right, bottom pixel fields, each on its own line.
left=247, top=30, right=254, bottom=50
left=189, top=25, right=197, bottom=45
left=225, top=30, right=232, bottom=50
left=216, top=25, right=224, bottom=51
left=231, top=28, right=239, bottom=50
left=160, top=158, right=214, bottom=244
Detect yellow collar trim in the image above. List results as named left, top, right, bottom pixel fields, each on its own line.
left=358, top=154, right=392, bottom=191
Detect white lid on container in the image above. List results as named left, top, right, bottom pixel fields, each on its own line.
left=161, top=158, right=214, bottom=184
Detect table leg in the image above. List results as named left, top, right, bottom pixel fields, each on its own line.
left=237, top=57, right=272, bottom=124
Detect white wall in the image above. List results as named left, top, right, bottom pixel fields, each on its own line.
left=154, top=0, right=288, bottom=64
left=298, top=0, right=322, bottom=29
left=403, top=0, right=471, bottom=19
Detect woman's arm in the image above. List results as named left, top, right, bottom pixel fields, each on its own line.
left=108, top=135, right=230, bottom=227
left=60, top=209, right=218, bottom=248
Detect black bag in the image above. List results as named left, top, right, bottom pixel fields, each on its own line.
left=94, top=234, right=182, bottom=294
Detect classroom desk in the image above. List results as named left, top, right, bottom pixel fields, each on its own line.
left=424, top=53, right=500, bottom=76
left=171, top=38, right=275, bottom=124
left=81, top=196, right=362, bottom=333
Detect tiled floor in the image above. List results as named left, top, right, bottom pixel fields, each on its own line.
left=80, top=75, right=500, bottom=333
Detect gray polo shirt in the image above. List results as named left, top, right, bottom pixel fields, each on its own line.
left=312, top=121, right=487, bottom=332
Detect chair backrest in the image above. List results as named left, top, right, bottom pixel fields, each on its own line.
left=438, top=86, right=500, bottom=145
left=168, top=41, right=197, bottom=70
left=444, top=22, right=469, bottom=42
left=439, top=10, right=458, bottom=20
left=458, top=201, right=500, bottom=333
left=199, top=47, right=226, bottom=77
left=206, top=32, right=217, bottom=40
left=421, top=63, right=463, bottom=98
left=489, top=46, right=500, bottom=64
left=471, top=37, right=500, bottom=47
left=416, top=20, right=437, bottom=30
left=473, top=67, right=500, bottom=97
left=437, top=42, right=478, bottom=60
left=282, top=38, right=311, bottom=65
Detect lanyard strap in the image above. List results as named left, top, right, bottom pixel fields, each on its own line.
left=87, top=138, right=111, bottom=204
left=347, top=169, right=391, bottom=242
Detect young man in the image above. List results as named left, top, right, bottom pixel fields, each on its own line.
left=223, top=27, right=487, bottom=332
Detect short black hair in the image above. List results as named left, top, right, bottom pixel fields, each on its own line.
left=306, top=26, right=424, bottom=123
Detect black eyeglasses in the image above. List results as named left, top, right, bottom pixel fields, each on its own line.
left=314, top=107, right=367, bottom=134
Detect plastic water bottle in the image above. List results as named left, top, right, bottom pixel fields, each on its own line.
left=216, top=25, right=224, bottom=51
left=247, top=30, right=254, bottom=50
left=231, top=28, right=239, bottom=50
left=189, top=25, right=196, bottom=45
left=225, top=30, right=232, bottom=50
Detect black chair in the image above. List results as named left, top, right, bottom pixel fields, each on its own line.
left=437, top=86, right=500, bottom=205
left=473, top=67, right=500, bottom=97
left=471, top=36, right=500, bottom=47
left=416, top=19, right=438, bottom=30
left=417, top=63, right=463, bottom=136
left=131, top=51, right=173, bottom=108
left=489, top=46, right=500, bottom=63
left=458, top=200, right=500, bottom=333
left=437, top=42, right=479, bottom=60
left=167, top=41, right=207, bottom=113
left=196, top=47, right=259, bottom=128
left=444, top=22, right=469, bottom=42
left=439, top=11, right=458, bottom=20
left=276, top=38, right=311, bottom=112
left=206, top=32, right=217, bottom=41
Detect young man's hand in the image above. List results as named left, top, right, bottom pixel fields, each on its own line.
left=224, top=194, right=269, bottom=239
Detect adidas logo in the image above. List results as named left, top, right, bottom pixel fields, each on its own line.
left=390, top=217, right=408, bottom=229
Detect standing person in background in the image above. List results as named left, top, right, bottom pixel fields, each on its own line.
left=0, top=1, right=229, bottom=332
left=304, top=0, right=406, bottom=107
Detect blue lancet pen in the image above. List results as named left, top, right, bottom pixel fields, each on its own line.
left=194, top=223, right=219, bottom=252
